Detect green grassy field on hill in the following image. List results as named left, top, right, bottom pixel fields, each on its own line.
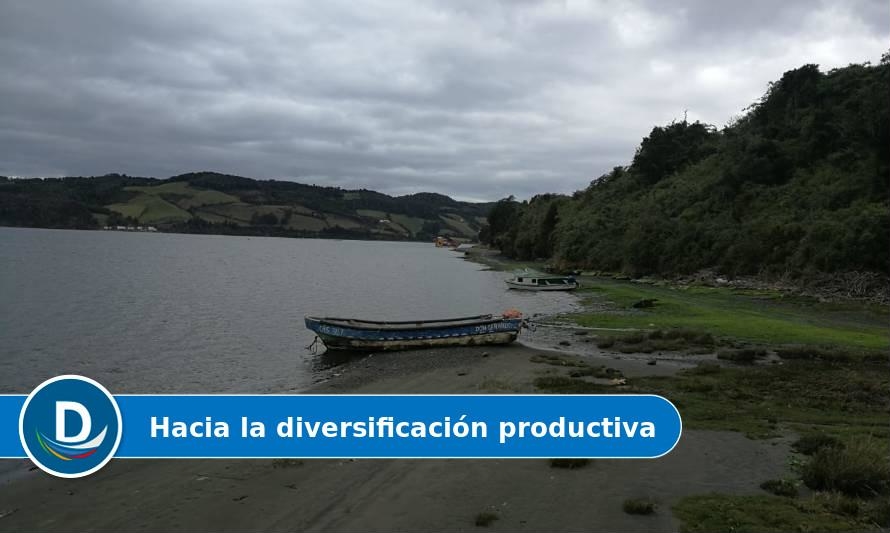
left=0, top=172, right=492, bottom=241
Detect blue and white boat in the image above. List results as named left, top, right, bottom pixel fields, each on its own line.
left=304, top=313, right=525, bottom=352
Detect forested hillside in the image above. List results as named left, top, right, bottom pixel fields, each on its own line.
left=486, top=57, right=889, bottom=278
left=0, top=172, right=491, bottom=241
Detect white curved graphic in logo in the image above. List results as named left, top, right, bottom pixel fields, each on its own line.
left=37, top=426, right=108, bottom=457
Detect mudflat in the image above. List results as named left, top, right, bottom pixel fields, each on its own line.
left=0, top=344, right=791, bottom=532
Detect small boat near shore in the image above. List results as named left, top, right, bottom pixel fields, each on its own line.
left=505, top=268, right=580, bottom=291
left=305, top=312, right=525, bottom=352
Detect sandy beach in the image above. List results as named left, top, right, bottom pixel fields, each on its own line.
left=0, top=342, right=792, bottom=532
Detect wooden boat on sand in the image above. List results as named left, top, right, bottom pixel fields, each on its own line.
left=305, top=312, right=525, bottom=352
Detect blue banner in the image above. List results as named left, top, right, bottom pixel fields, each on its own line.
left=2, top=394, right=681, bottom=459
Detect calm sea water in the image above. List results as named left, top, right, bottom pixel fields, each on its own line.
left=0, top=228, right=578, bottom=394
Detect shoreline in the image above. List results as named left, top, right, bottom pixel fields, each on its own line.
left=3, top=244, right=881, bottom=531
left=0, top=342, right=792, bottom=532
left=0, top=224, right=441, bottom=244
left=462, top=245, right=890, bottom=307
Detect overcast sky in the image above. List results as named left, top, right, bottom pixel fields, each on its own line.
left=1, top=1, right=886, bottom=201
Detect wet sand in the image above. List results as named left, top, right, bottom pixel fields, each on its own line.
left=0, top=344, right=792, bottom=532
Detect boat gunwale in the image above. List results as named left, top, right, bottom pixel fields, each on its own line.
left=510, top=270, right=577, bottom=281
left=305, top=314, right=515, bottom=332
left=505, top=279, right=579, bottom=286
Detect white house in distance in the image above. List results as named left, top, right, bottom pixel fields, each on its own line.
left=103, top=225, right=158, bottom=232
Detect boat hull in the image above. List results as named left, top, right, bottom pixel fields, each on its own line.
left=315, top=331, right=518, bottom=351
left=305, top=316, right=523, bottom=352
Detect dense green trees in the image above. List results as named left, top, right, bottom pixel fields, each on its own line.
left=486, top=59, right=889, bottom=277
left=632, top=120, right=718, bottom=185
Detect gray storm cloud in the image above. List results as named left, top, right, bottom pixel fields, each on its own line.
left=0, top=0, right=886, bottom=200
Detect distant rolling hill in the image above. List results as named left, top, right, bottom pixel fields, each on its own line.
left=0, top=172, right=493, bottom=242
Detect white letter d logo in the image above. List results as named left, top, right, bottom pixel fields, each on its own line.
left=56, top=401, right=91, bottom=443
